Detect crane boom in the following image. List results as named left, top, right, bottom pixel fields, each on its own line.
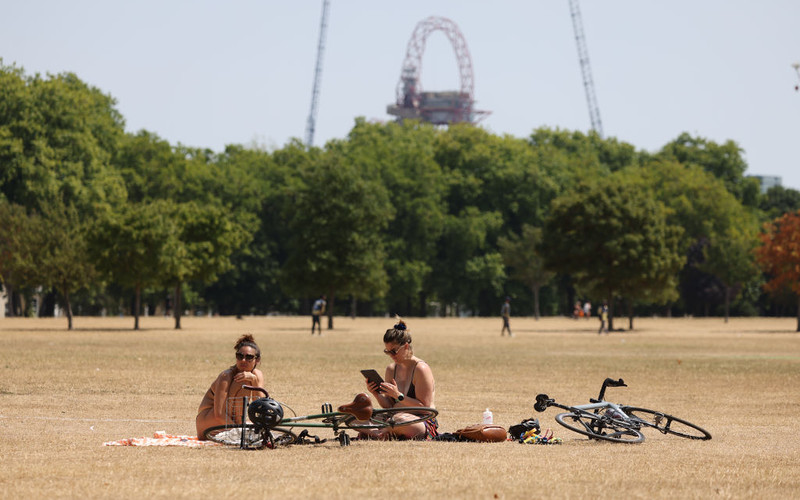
left=305, top=0, right=330, bottom=147
left=568, top=0, right=603, bottom=138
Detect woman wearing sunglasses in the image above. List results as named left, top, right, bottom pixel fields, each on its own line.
left=196, top=334, right=265, bottom=438
left=364, top=317, right=437, bottom=439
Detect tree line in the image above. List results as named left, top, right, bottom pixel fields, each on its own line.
left=2, top=64, right=800, bottom=330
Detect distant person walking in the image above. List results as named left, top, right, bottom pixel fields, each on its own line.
left=312, top=294, right=326, bottom=335
left=598, top=301, right=609, bottom=334
left=501, top=296, right=512, bottom=337
left=573, top=301, right=583, bottom=319
left=583, top=301, right=592, bottom=319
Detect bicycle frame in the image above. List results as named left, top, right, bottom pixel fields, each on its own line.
left=534, top=377, right=711, bottom=442
left=208, top=386, right=438, bottom=448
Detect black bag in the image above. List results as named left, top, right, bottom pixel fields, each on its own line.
left=508, top=418, right=540, bottom=440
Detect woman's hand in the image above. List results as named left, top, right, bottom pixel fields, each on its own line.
left=233, top=371, right=257, bottom=384
left=366, top=380, right=382, bottom=395
left=380, top=379, right=401, bottom=400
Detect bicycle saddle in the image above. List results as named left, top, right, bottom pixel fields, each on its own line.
left=338, top=393, right=374, bottom=420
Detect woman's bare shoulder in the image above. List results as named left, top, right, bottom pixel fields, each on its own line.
left=216, top=367, right=236, bottom=382
left=414, top=359, right=433, bottom=375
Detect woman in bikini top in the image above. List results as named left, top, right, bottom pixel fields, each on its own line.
left=364, top=317, right=437, bottom=439
left=196, top=334, right=265, bottom=439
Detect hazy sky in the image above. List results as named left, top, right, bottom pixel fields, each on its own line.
left=4, top=1, right=800, bottom=189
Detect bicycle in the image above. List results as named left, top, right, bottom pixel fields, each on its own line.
left=203, top=386, right=438, bottom=449
left=533, top=377, right=712, bottom=443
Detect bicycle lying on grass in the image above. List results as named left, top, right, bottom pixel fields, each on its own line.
left=204, top=386, right=438, bottom=449
left=533, top=377, right=712, bottom=443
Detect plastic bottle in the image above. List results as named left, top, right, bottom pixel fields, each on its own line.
left=482, top=408, right=493, bottom=425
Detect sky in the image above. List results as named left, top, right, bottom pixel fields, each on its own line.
left=3, top=1, right=800, bottom=190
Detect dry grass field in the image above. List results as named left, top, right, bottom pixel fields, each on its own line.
left=1, top=315, right=798, bottom=499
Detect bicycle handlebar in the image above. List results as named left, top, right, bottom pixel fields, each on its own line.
left=536, top=378, right=629, bottom=411
left=242, top=385, right=270, bottom=398
left=597, top=377, right=626, bottom=402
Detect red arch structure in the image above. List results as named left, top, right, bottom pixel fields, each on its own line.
left=387, top=16, right=489, bottom=125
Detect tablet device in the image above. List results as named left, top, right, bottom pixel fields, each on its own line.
left=360, top=369, right=384, bottom=388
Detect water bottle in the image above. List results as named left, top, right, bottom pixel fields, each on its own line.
left=482, top=408, right=493, bottom=425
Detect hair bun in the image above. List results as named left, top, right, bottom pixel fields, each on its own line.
left=394, top=322, right=406, bottom=330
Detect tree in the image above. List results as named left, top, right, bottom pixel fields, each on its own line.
left=160, top=201, right=250, bottom=329
left=90, top=201, right=176, bottom=329
left=498, top=224, right=554, bottom=319
left=699, top=223, right=761, bottom=322
left=0, top=200, right=37, bottom=316
left=759, top=185, right=800, bottom=221
left=345, top=118, right=445, bottom=315
left=32, top=202, right=97, bottom=329
left=636, top=159, right=757, bottom=317
left=756, top=210, right=800, bottom=331
left=282, top=146, right=392, bottom=328
left=658, top=133, right=759, bottom=207
left=0, top=64, right=125, bottom=213
left=540, top=177, right=684, bottom=330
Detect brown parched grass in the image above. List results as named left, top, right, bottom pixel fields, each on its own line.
left=1, top=315, right=798, bottom=499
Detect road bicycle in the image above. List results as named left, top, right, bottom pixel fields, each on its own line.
left=533, top=377, right=712, bottom=443
left=204, top=386, right=438, bottom=449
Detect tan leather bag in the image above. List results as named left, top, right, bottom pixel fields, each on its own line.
left=454, top=424, right=507, bottom=442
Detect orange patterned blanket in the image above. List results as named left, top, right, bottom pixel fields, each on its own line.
left=103, top=431, right=222, bottom=447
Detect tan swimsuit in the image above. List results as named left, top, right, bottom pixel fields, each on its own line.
left=196, top=368, right=261, bottom=438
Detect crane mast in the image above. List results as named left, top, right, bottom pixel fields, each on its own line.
left=305, top=0, right=330, bottom=147
left=568, top=0, right=603, bottom=138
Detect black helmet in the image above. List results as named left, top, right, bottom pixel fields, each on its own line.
left=248, top=398, right=284, bottom=428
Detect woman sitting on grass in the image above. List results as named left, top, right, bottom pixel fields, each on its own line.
left=363, top=317, right=437, bottom=440
left=196, top=334, right=265, bottom=439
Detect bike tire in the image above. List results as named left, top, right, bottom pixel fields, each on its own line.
left=555, top=411, right=644, bottom=443
left=621, top=406, right=711, bottom=440
left=204, top=424, right=297, bottom=449
left=339, top=407, right=438, bottom=430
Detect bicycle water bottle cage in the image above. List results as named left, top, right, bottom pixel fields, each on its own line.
left=248, top=397, right=284, bottom=428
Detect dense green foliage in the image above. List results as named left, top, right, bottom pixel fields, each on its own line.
left=1, top=64, right=798, bottom=328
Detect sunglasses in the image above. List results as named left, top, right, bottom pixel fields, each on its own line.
left=383, top=344, right=406, bottom=356
left=235, top=352, right=257, bottom=361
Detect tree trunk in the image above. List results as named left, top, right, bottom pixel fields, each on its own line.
left=628, top=299, right=634, bottom=330
left=608, top=295, right=615, bottom=331
left=5, top=284, right=14, bottom=317
left=64, top=289, right=73, bottom=330
left=134, top=284, right=141, bottom=330
left=350, top=296, right=357, bottom=319
left=532, top=285, right=541, bottom=320
left=173, top=283, right=182, bottom=330
left=327, top=290, right=334, bottom=329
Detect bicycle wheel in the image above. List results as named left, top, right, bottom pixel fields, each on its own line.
left=621, top=407, right=711, bottom=440
left=339, top=407, right=438, bottom=430
left=555, top=411, right=644, bottom=443
left=204, top=424, right=297, bottom=449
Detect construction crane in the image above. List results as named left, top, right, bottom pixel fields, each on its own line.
left=568, top=0, right=603, bottom=138
left=305, top=0, right=330, bottom=147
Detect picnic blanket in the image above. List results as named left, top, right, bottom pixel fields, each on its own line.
left=104, top=431, right=222, bottom=447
